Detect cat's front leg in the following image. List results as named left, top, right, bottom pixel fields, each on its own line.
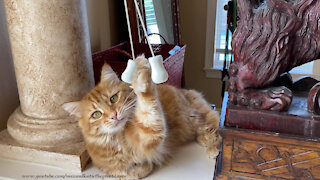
left=131, top=66, right=166, bottom=151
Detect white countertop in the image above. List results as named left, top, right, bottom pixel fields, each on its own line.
left=0, top=142, right=216, bottom=180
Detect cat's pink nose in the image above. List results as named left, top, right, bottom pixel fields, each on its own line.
left=110, top=112, right=119, bottom=121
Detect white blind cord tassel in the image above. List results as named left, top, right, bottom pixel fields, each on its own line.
left=121, top=0, right=138, bottom=84
left=133, top=0, right=168, bottom=84
left=122, top=0, right=168, bottom=84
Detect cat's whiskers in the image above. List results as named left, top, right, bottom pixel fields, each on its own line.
left=118, top=90, right=135, bottom=115
left=119, top=97, right=136, bottom=117
left=123, top=90, right=135, bottom=104
left=123, top=103, right=135, bottom=112
left=121, top=99, right=136, bottom=113
left=119, top=105, right=134, bottom=120
left=125, top=98, right=136, bottom=108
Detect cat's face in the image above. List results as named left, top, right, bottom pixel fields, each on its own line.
left=63, top=64, right=136, bottom=135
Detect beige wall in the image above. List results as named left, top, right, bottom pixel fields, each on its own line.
left=86, top=0, right=127, bottom=53
left=179, top=0, right=222, bottom=108
left=0, top=0, right=19, bottom=131
left=86, top=0, right=112, bottom=52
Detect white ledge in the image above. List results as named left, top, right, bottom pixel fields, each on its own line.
left=290, top=73, right=320, bottom=81
left=204, top=68, right=221, bottom=79
left=0, top=142, right=216, bottom=179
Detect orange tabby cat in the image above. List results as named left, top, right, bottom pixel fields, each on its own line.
left=63, top=56, right=221, bottom=179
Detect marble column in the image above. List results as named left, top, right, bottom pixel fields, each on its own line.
left=0, top=0, right=94, bottom=171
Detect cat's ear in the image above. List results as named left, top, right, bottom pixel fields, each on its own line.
left=62, top=101, right=82, bottom=118
left=100, top=64, right=120, bottom=82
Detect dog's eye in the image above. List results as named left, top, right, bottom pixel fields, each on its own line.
left=91, top=111, right=102, bottom=119
left=110, top=94, right=119, bottom=104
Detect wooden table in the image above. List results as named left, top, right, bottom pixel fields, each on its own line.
left=215, top=94, right=320, bottom=179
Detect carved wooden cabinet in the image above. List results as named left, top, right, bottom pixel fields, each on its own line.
left=215, top=94, right=320, bottom=179
left=215, top=129, right=320, bottom=179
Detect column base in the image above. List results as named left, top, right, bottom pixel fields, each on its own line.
left=7, top=107, right=83, bottom=147
left=0, top=129, right=89, bottom=171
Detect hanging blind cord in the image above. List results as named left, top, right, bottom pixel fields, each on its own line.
left=123, top=0, right=135, bottom=60
left=133, top=0, right=155, bottom=57
left=123, top=0, right=155, bottom=59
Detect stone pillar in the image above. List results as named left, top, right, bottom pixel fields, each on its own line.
left=0, top=0, right=94, bottom=171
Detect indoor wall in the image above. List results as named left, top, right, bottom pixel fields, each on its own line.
left=179, top=0, right=223, bottom=108
left=86, top=0, right=127, bottom=53
left=0, top=0, right=19, bottom=131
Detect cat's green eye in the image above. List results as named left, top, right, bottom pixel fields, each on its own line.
left=92, top=111, right=102, bottom=119
left=110, top=94, right=119, bottom=104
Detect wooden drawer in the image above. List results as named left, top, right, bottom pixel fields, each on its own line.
left=215, top=128, right=320, bottom=179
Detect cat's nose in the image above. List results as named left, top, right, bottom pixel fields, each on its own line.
left=110, top=112, right=119, bottom=121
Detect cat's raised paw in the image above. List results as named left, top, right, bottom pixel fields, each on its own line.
left=132, top=68, right=154, bottom=94
left=135, top=55, right=150, bottom=70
